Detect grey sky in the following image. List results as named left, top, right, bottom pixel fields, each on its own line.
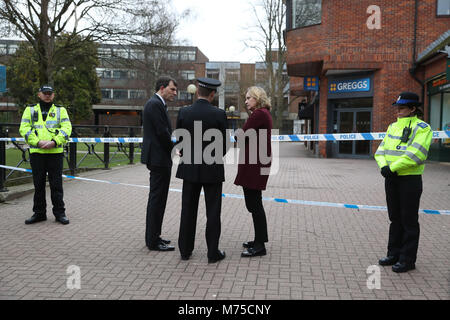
left=171, top=0, right=262, bottom=63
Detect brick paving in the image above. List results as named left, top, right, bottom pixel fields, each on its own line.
left=0, top=143, right=449, bottom=300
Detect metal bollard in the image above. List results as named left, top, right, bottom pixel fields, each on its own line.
left=103, top=126, right=110, bottom=169
left=0, top=127, right=7, bottom=192
left=129, top=127, right=135, bottom=165
left=0, top=140, right=6, bottom=192
left=69, top=142, right=77, bottom=176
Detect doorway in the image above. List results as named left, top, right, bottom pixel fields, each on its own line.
left=331, top=98, right=373, bottom=158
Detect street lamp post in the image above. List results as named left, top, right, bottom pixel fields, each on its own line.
left=187, top=84, right=197, bottom=104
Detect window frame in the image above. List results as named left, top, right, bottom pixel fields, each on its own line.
left=287, top=0, right=323, bottom=31
left=436, top=0, right=450, bottom=16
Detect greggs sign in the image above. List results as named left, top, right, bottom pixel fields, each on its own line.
left=329, top=78, right=371, bottom=93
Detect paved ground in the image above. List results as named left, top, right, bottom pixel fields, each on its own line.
left=0, top=143, right=449, bottom=300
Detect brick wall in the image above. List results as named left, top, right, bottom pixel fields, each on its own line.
left=286, top=0, right=450, bottom=157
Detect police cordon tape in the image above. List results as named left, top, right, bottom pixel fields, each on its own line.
left=0, top=164, right=449, bottom=216
left=0, top=130, right=449, bottom=143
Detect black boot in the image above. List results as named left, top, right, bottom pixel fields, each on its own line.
left=25, top=214, right=47, bottom=225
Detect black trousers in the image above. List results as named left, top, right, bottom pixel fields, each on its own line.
left=30, top=153, right=65, bottom=217
left=385, top=175, right=422, bottom=264
left=178, top=181, right=222, bottom=259
left=243, top=187, right=268, bottom=244
left=146, top=165, right=171, bottom=247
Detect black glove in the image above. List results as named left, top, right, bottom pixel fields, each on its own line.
left=381, top=166, right=397, bottom=178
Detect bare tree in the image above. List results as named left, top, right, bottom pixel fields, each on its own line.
left=245, top=0, right=288, bottom=129
left=0, top=0, right=182, bottom=85
left=104, top=2, right=189, bottom=98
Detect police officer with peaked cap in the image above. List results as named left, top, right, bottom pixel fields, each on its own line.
left=375, top=92, right=433, bottom=273
left=19, top=85, right=72, bottom=225
left=175, top=77, right=229, bottom=263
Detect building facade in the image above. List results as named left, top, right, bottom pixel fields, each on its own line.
left=285, top=0, right=450, bottom=160
left=95, top=43, right=209, bottom=128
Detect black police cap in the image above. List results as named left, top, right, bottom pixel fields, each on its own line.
left=197, top=77, right=221, bottom=90
left=39, top=85, right=54, bottom=93
left=392, top=92, right=422, bottom=107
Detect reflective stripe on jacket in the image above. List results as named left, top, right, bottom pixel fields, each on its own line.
left=19, top=103, right=72, bottom=154
left=375, top=115, right=432, bottom=176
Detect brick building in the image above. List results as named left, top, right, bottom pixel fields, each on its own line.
left=285, top=0, right=450, bottom=160
left=95, top=44, right=209, bottom=128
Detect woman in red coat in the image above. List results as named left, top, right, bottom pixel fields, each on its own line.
left=234, top=86, right=272, bottom=257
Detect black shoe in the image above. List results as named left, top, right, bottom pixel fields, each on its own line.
left=148, top=243, right=175, bottom=252
left=55, top=215, right=70, bottom=225
left=242, top=241, right=254, bottom=249
left=378, top=256, right=398, bottom=266
left=392, top=261, right=415, bottom=273
left=208, top=250, right=226, bottom=263
left=159, top=238, right=171, bottom=245
left=241, top=246, right=267, bottom=257
left=25, top=214, right=47, bottom=225
left=181, top=253, right=192, bottom=261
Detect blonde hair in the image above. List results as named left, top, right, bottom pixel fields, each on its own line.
left=246, top=86, right=271, bottom=110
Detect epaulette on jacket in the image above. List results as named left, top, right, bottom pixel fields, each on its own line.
left=27, top=103, right=37, bottom=107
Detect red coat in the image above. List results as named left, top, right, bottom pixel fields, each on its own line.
left=234, top=108, right=272, bottom=190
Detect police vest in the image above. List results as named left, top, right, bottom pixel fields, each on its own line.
left=375, top=116, right=433, bottom=176
left=19, top=103, right=72, bottom=154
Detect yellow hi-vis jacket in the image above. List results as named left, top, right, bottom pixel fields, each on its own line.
left=19, top=103, right=72, bottom=154
left=375, top=115, right=432, bottom=176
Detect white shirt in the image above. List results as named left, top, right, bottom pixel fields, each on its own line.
left=155, top=93, right=166, bottom=107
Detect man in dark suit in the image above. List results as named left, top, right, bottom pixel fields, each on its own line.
left=175, top=78, right=229, bottom=263
left=141, top=76, right=177, bottom=251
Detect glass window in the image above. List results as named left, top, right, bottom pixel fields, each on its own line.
left=178, top=91, right=190, bottom=101
left=101, top=89, right=112, bottom=99
left=437, top=0, right=450, bottom=15
left=180, top=50, right=196, bottom=61
left=8, top=44, right=18, bottom=54
left=130, top=49, right=145, bottom=60
left=207, top=70, right=220, bottom=80
left=113, top=89, right=128, bottom=100
left=129, top=90, right=146, bottom=99
left=180, top=70, right=196, bottom=80
left=442, top=93, right=450, bottom=130
left=98, top=47, right=112, bottom=58
left=292, top=0, right=322, bottom=28
left=430, top=94, right=441, bottom=130
left=113, top=48, right=129, bottom=59
left=0, top=44, right=7, bottom=55
left=112, top=70, right=128, bottom=79
left=168, top=50, right=179, bottom=60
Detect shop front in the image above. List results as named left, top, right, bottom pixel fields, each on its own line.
left=326, top=73, right=374, bottom=158
left=427, top=73, right=450, bottom=161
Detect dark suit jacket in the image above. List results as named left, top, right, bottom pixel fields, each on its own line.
left=141, top=94, right=174, bottom=168
left=175, top=99, right=229, bottom=183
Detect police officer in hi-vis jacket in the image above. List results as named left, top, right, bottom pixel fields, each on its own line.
left=375, top=92, right=433, bottom=273
left=19, top=85, right=72, bottom=225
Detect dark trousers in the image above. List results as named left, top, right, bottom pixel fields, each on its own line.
left=30, top=153, right=65, bottom=217
left=243, top=187, right=268, bottom=244
left=385, top=175, right=422, bottom=263
left=146, top=166, right=171, bottom=247
left=178, top=181, right=222, bottom=259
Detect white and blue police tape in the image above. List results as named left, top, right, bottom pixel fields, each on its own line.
left=1, top=164, right=448, bottom=216
left=1, top=130, right=449, bottom=143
